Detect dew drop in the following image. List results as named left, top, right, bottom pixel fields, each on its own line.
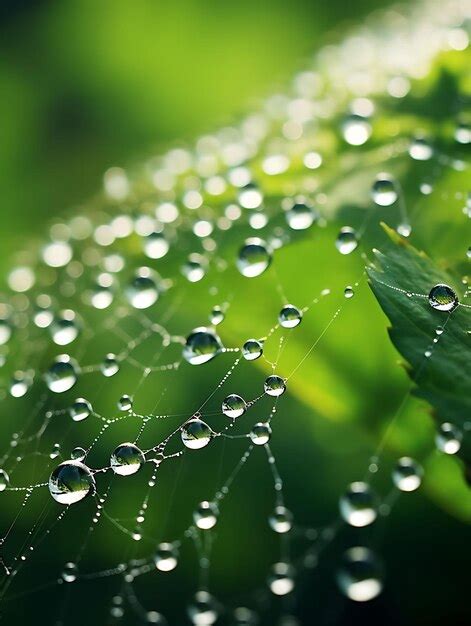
left=110, top=443, right=145, bottom=476
left=183, top=327, right=223, bottom=365
left=210, top=306, right=225, bottom=326
left=397, top=223, right=412, bottom=237
left=69, top=398, right=92, bottom=422
left=182, top=255, right=206, bottom=283
left=238, top=184, right=263, bottom=209
left=264, top=375, right=286, bottom=397
left=45, top=355, right=79, bottom=393
left=409, top=136, right=433, bottom=161
left=154, top=543, right=178, bottom=572
left=194, top=501, right=219, bottom=530
left=70, top=447, right=86, bottom=461
left=337, top=547, right=383, bottom=602
left=435, top=422, right=462, bottom=454
left=181, top=418, right=212, bottom=450
left=101, top=353, right=120, bottom=377
left=392, top=457, right=423, bottom=492
left=285, top=202, right=316, bottom=230
left=269, top=505, right=293, bottom=533
left=344, top=286, right=354, bottom=299
left=242, top=338, right=263, bottom=361
left=278, top=304, right=302, bottom=328
left=372, top=173, right=397, bottom=206
left=237, top=238, right=272, bottom=278
left=118, top=394, right=133, bottom=411
left=50, top=310, right=80, bottom=346
left=126, top=268, right=159, bottom=309
left=342, top=114, right=371, bottom=146
left=335, top=227, right=358, bottom=255
left=0, top=468, right=9, bottom=492
left=222, top=394, right=246, bottom=419
left=188, top=591, right=219, bottom=625
left=250, top=422, right=272, bottom=445
left=49, top=460, right=95, bottom=504
left=144, top=232, right=170, bottom=260
left=339, top=482, right=377, bottom=527
left=62, top=562, right=78, bottom=583
left=428, top=284, right=458, bottom=312
left=146, top=611, right=168, bottom=624
left=268, top=562, right=295, bottom=596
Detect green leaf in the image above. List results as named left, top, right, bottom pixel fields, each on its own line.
left=367, top=224, right=471, bottom=467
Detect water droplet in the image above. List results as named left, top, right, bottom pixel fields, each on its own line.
left=101, top=354, right=120, bottom=377
left=183, top=328, right=223, bottom=365
left=118, top=394, right=133, bottom=411
left=110, top=443, right=145, bottom=476
left=194, top=501, right=219, bottom=530
left=269, top=506, right=293, bottom=533
left=250, top=422, right=272, bottom=445
left=409, top=136, right=433, bottom=160
left=0, top=468, right=10, bottom=491
left=392, top=457, right=423, bottom=492
left=232, top=607, right=258, bottom=626
left=268, top=562, right=295, bottom=596
left=337, top=547, right=383, bottom=602
left=126, top=268, right=159, bottom=309
left=146, top=611, right=167, bottom=624
left=0, top=319, right=12, bottom=345
left=264, top=375, right=286, bottom=397
left=69, top=398, right=92, bottom=422
left=242, top=338, right=263, bottom=361
left=428, top=284, right=458, bottom=312
left=339, top=482, right=377, bottom=527
left=188, top=591, right=219, bottom=625
left=278, top=304, right=302, bottom=328
left=342, top=114, right=371, bottom=146
left=71, top=447, right=86, bottom=461
left=50, top=442, right=61, bottom=459
left=144, top=232, right=169, bottom=259
left=45, top=355, right=79, bottom=393
left=181, top=418, right=212, bottom=450
left=435, top=422, right=462, bottom=454
left=222, top=394, right=246, bottom=419
left=62, top=562, right=78, bottom=583
left=50, top=310, right=80, bottom=346
left=372, top=174, right=398, bottom=206
left=49, top=460, right=95, bottom=504
left=154, top=543, right=178, bottom=572
left=336, top=227, right=358, bottom=255
left=210, top=306, right=225, bottom=326
left=344, top=286, right=354, bottom=299
left=237, top=238, right=272, bottom=278
left=238, top=183, right=263, bottom=209
left=397, top=223, right=411, bottom=237
left=285, top=202, right=316, bottom=230
left=182, top=255, right=207, bottom=283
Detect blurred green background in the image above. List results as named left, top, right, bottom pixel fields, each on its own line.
left=1, top=1, right=470, bottom=626
left=0, top=0, right=392, bottom=257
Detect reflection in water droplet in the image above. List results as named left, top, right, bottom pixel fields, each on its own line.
left=45, top=355, right=79, bottom=393
left=268, top=562, right=295, bottom=596
left=250, top=423, right=272, bottom=445
left=336, top=227, right=358, bottom=255
left=372, top=174, right=398, bottom=206
left=337, top=547, right=383, bottom=602
left=435, top=422, right=462, bottom=454
left=154, top=543, right=178, bottom=572
left=49, top=460, right=95, bottom=504
left=279, top=304, right=302, bottom=328
left=264, top=375, right=286, bottom=397
left=392, top=457, right=423, bottom=492
left=237, top=238, right=272, bottom=278
left=110, top=443, right=145, bottom=476
left=188, top=591, right=219, bottom=625
left=126, top=268, right=159, bottom=309
left=194, top=501, right=219, bottom=530
left=242, top=339, right=263, bottom=361
left=222, top=394, right=246, bottom=419
left=184, top=328, right=223, bottom=365
left=69, top=398, right=92, bottom=422
left=181, top=418, right=212, bottom=450
left=269, top=506, right=293, bottom=533
left=428, top=284, right=458, bottom=312
left=339, top=482, right=377, bottom=527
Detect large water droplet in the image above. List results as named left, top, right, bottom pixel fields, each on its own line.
left=250, top=422, right=272, bottom=446
left=279, top=304, right=302, bottom=328
left=269, top=506, right=293, bottom=533
left=335, top=227, right=358, bottom=255
left=372, top=174, right=398, bottom=206
left=183, top=328, right=223, bottom=365
left=392, top=457, right=423, bottom=492
left=237, top=238, right=272, bottom=278
left=285, top=202, right=316, bottom=230
left=49, top=460, right=95, bottom=504
left=268, top=562, right=295, bottom=596
left=435, top=422, right=462, bottom=454
left=101, top=353, right=120, bottom=377
left=181, top=418, right=212, bottom=450
left=339, top=482, right=377, bottom=527
left=337, top=547, right=383, bottom=602
left=110, top=443, right=145, bottom=476
left=242, top=338, right=263, bottom=361
left=154, top=543, right=178, bottom=572
left=188, top=591, right=219, bottom=625
left=69, top=398, right=92, bottom=422
left=50, top=310, right=80, bottom=346
left=428, top=284, right=458, bottom=312
left=126, top=268, right=159, bottom=309
left=222, top=394, right=246, bottom=419
left=194, top=501, right=219, bottom=530
left=45, top=355, right=79, bottom=393
left=264, top=375, right=286, bottom=397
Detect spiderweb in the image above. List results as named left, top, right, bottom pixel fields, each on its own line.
left=0, top=1, right=470, bottom=624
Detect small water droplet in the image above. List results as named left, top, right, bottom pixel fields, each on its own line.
left=242, top=339, right=263, bottom=361
left=183, top=328, right=223, bottom=365
left=339, top=482, right=377, bottom=527
left=194, top=501, right=219, bottom=530
left=250, top=422, right=272, bottom=445
left=45, top=355, right=79, bottom=393
left=264, top=375, right=286, bottom=397
left=372, top=173, right=398, bottom=206
left=237, top=238, right=272, bottom=278
left=392, top=457, right=423, bottom=492
left=336, top=227, right=358, bottom=255
left=110, top=443, right=145, bottom=476
left=278, top=304, right=302, bottom=328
